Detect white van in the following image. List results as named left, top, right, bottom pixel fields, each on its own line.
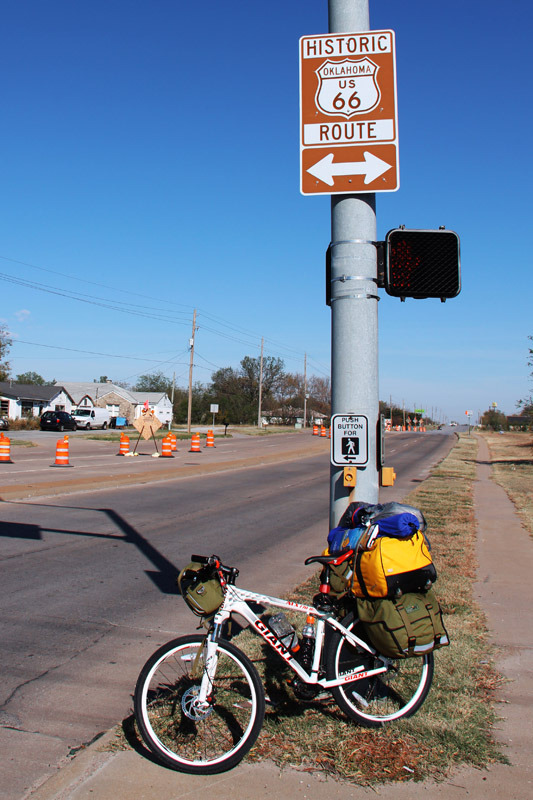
left=71, top=407, right=111, bottom=430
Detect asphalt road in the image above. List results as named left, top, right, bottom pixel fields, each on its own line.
left=0, top=429, right=455, bottom=799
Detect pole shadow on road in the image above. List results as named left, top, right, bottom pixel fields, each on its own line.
left=0, top=505, right=180, bottom=594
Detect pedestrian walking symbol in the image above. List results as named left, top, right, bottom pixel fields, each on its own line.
left=342, top=437, right=359, bottom=457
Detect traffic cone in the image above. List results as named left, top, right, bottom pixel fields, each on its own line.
left=118, top=433, right=129, bottom=456
left=189, top=433, right=201, bottom=453
left=161, top=434, right=173, bottom=458
left=52, top=436, right=72, bottom=467
left=312, top=425, right=318, bottom=436
left=0, top=433, right=13, bottom=463
left=205, top=429, right=215, bottom=448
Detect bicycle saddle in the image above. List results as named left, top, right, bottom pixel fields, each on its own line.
left=305, top=551, right=353, bottom=567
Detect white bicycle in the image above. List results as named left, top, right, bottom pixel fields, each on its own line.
left=134, top=553, right=434, bottom=775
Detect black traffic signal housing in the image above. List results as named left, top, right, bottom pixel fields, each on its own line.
left=384, top=228, right=461, bottom=301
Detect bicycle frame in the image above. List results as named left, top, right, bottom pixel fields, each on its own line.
left=196, top=582, right=389, bottom=707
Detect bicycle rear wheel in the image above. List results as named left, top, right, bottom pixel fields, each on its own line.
left=134, top=634, right=265, bottom=774
left=326, top=612, right=434, bottom=727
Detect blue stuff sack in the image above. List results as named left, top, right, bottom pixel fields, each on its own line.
left=375, top=512, right=420, bottom=539
left=327, top=525, right=367, bottom=555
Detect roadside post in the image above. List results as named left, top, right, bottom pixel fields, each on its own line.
left=301, top=0, right=397, bottom=524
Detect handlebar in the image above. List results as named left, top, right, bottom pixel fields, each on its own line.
left=191, top=554, right=239, bottom=585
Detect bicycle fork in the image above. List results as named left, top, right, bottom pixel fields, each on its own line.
left=195, top=631, right=220, bottom=709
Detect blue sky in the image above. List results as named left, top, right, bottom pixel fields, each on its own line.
left=1, top=0, right=531, bottom=423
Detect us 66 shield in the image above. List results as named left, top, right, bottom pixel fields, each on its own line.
left=331, top=414, right=368, bottom=466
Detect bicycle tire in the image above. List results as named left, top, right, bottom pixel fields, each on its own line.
left=134, top=634, right=265, bottom=774
left=326, top=611, right=434, bottom=727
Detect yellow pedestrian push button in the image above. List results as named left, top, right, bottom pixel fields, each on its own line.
left=380, top=467, right=396, bottom=486
left=343, top=466, right=357, bottom=487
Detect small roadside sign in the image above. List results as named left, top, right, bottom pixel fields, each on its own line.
left=300, top=30, right=399, bottom=195
left=331, top=414, right=368, bottom=466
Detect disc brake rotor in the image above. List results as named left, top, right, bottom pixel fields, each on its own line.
left=181, top=686, right=213, bottom=720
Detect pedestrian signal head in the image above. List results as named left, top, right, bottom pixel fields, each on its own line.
left=384, top=228, right=461, bottom=301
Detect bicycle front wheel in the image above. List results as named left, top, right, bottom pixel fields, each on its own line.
left=326, top=612, right=434, bottom=727
left=134, top=634, right=265, bottom=774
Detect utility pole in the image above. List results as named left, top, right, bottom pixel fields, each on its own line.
left=257, top=337, right=264, bottom=428
left=329, top=0, right=380, bottom=526
left=303, top=352, right=308, bottom=428
left=168, top=371, right=175, bottom=430
left=187, top=309, right=197, bottom=434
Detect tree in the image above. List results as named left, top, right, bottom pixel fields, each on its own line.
left=240, top=355, right=285, bottom=403
left=134, top=371, right=172, bottom=393
left=209, top=366, right=251, bottom=424
left=481, top=408, right=508, bottom=431
left=15, top=371, right=46, bottom=385
left=0, top=324, right=12, bottom=381
left=517, top=335, right=533, bottom=414
left=307, top=375, right=331, bottom=417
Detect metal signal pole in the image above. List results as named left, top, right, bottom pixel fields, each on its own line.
left=328, top=0, right=380, bottom=525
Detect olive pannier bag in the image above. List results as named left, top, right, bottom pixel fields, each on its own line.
left=356, top=589, right=450, bottom=659
left=177, top=561, right=225, bottom=617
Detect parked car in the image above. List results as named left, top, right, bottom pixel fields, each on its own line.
left=0, top=417, right=8, bottom=431
left=71, top=407, right=111, bottom=430
left=40, top=411, right=77, bottom=432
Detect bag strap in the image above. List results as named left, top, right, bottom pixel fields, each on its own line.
left=424, top=598, right=445, bottom=644
left=354, top=550, right=370, bottom=597
left=394, top=598, right=418, bottom=653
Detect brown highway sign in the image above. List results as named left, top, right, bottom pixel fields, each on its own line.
left=300, top=31, right=399, bottom=195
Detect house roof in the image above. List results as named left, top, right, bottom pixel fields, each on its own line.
left=58, top=382, right=135, bottom=404
left=0, top=383, right=71, bottom=402
left=56, top=382, right=169, bottom=405
left=128, top=391, right=169, bottom=404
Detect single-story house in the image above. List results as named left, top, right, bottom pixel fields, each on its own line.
left=58, top=382, right=173, bottom=425
left=0, top=383, right=73, bottom=420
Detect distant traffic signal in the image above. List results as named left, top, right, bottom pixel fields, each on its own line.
left=384, top=228, right=461, bottom=301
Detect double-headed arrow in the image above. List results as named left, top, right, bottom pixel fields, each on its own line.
left=307, top=151, right=392, bottom=186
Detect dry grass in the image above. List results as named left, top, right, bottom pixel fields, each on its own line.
left=478, top=430, right=533, bottom=537
left=233, top=434, right=506, bottom=783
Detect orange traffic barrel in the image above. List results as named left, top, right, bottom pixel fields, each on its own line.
left=205, top=429, right=215, bottom=448
left=320, top=426, right=327, bottom=437
left=189, top=433, right=201, bottom=453
left=118, top=433, right=130, bottom=456
left=312, top=425, right=318, bottom=436
left=52, top=436, right=72, bottom=467
left=169, top=432, right=177, bottom=451
left=0, top=433, right=12, bottom=463
left=328, top=427, right=331, bottom=439
left=161, top=434, right=173, bottom=458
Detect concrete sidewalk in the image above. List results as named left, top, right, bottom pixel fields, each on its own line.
left=26, top=435, right=533, bottom=800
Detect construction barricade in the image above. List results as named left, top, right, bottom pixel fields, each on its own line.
left=189, top=433, right=201, bottom=453
left=0, top=433, right=12, bottom=463
left=52, top=436, right=72, bottom=467
left=161, top=434, right=173, bottom=458
left=118, top=433, right=130, bottom=456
